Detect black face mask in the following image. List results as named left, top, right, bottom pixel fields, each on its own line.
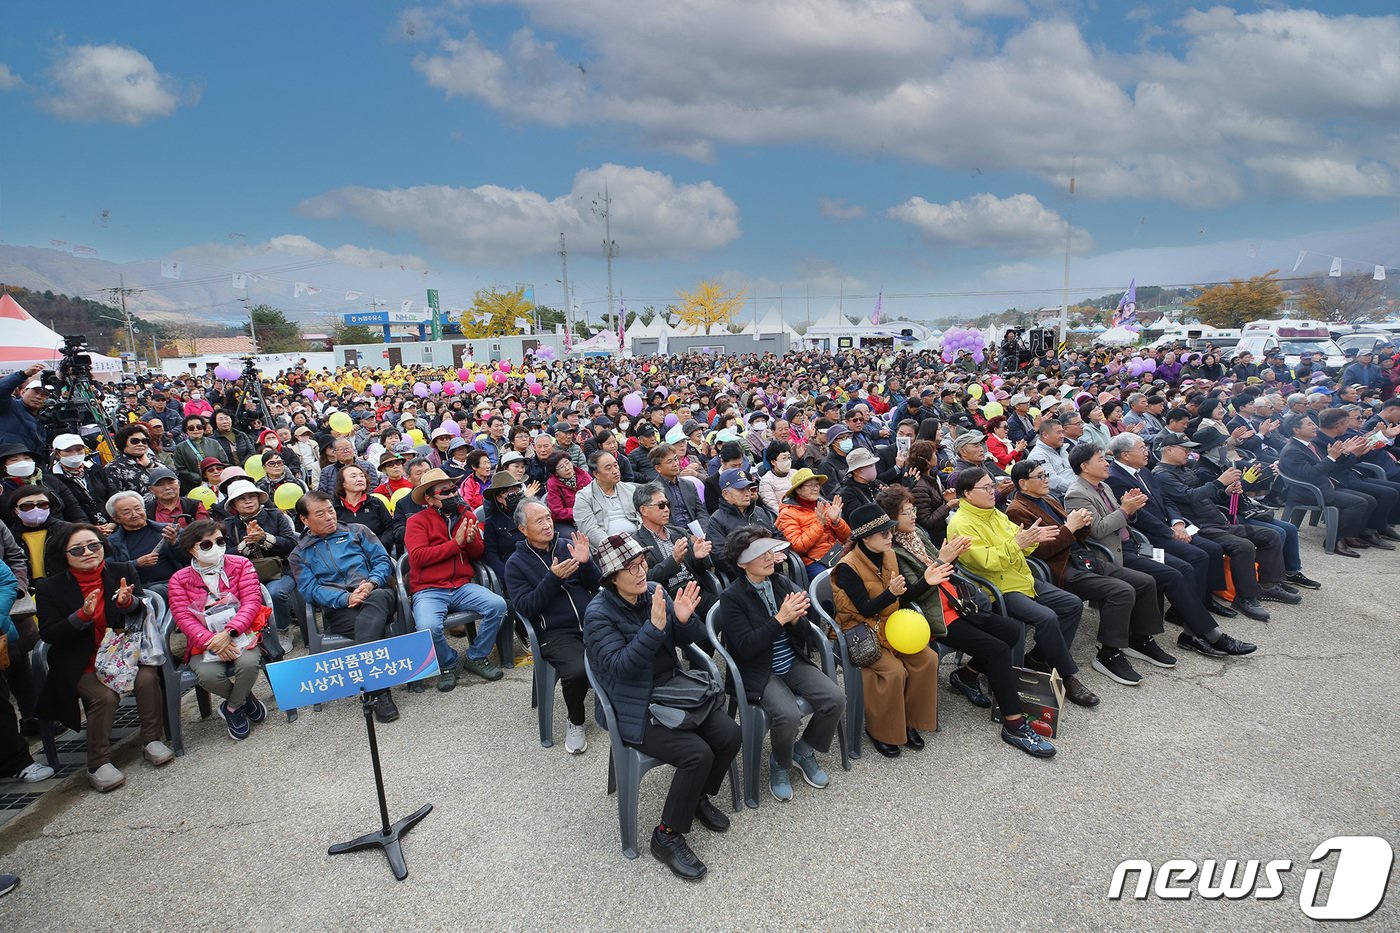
left=503, top=493, right=523, bottom=514
left=439, top=494, right=465, bottom=514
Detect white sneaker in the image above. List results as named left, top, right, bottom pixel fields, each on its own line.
left=143, top=740, right=175, bottom=767
left=279, top=631, right=294, bottom=653
left=17, top=762, right=55, bottom=783
left=88, top=763, right=126, bottom=792
left=564, top=723, right=588, bottom=755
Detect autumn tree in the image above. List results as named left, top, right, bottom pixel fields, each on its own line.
left=458, top=286, right=535, bottom=338
left=243, top=304, right=304, bottom=352
left=1189, top=271, right=1285, bottom=328
left=1297, top=275, right=1385, bottom=324
left=676, top=280, right=747, bottom=335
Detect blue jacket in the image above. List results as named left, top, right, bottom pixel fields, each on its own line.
left=0, top=370, right=45, bottom=453
left=583, top=582, right=705, bottom=745
left=0, top=559, right=18, bottom=642
left=504, top=536, right=599, bottom=633
left=290, top=522, right=393, bottom=609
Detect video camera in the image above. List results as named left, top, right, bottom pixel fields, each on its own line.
left=38, top=334, right=111, bottom=444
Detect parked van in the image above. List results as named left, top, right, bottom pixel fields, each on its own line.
left=1237, top=320, right=1346, bottom=370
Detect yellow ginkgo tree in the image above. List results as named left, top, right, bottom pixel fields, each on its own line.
left=675, top=280, right=747, bottom=335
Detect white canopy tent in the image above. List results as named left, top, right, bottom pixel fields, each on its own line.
left=0, top=294, right=124, bottom=379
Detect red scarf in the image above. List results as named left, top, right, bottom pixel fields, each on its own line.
left=74, top=563, right=108, bottom=671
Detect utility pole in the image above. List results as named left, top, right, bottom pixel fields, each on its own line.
left=1059, top=165, right=1076, bottom=348
left=559, top=232, right=572, bottom=343
left=105, top=275, right=139, bottom=363
left=594, top=183, right=618, bottom=340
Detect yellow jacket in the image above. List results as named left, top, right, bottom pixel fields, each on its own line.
left=945, top=500, right=1038, bottom=597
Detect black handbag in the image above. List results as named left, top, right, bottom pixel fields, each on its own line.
left=648, top=668, right=723, bottom=730
left=843, top=623, right=882, bottom=668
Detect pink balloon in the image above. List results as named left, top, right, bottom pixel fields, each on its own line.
left=509, top=401, right=521, bottom=414
left=492, top=371, right=508, bottom=384
left=442, top=420, right=461, bottom=437
left=457, top=367, right=472, bottom=381
left=497, top=361, right=511, bottom=373
left=474, top=376, right=487, bottom=391
left=442, top=382, right=458, bottom=396
left=529, top=383, right=543, bottom=396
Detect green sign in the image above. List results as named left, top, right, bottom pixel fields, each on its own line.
left=426, top=289, right=441, bottom=340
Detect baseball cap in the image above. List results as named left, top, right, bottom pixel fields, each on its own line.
left=52, top=433, right=84, bottom=451
left=1157, top=432, right=1199, bottom=449
left=718, top=468, right=754, bottom=490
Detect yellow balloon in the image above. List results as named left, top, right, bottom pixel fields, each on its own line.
left=188, top=486, right=216, bottom=508
left=243, top=454, right=266, bottom=481
left=273, top=483, right=304, bottom=511
left=885, top=609, right=931, bottom=655
left=390, top=487, right=412, bottom=508
left=968, top=384, right=985, bottom=399
left=328, top=411, right=354, bottom=434
left=373, top=492, right=393, bottom=514
left=1028, top=407, right=1041, bottom=418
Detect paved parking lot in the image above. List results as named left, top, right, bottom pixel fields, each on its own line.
left=1, top=522, right=1396, bottom=931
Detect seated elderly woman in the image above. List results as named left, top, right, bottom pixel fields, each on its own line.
left=716, top=527, right=844, bottom=802
left=105, top=490, right=185, bottom=590
left=874, top=487, right=1054, bottom=758
left=830, top=502, right=942, bottom=759
left=167, top=519, right=270, bottom=741
left=775, top=467, right=850, bottom=576
left=545, top=451, right=592, bottom=525
left=583, top=533, right=740, bottom=882
left=35, top=524, right=171, bottom=793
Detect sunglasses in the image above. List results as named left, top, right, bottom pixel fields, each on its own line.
left=67, top=541, right=103, bottom=557
left=647, top=501, right=670, bottom=510
left=196, top=537, right=228, bottom=551
left=127, top=438, right=149, bottom=446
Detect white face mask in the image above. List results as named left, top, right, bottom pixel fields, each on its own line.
left=191, top=393, right=203, bottom=400
left=195, top=544, right=225, bottom=566
left=60, top=454, right=87, bottom=470
left=7, top=460, right=36, bottom=479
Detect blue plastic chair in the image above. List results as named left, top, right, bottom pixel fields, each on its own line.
left=584, top=645, right=740, bottom=859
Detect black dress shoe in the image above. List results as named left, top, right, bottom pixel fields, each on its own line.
left=1343, top=537, right=1371, bottom=549
left=1334, top=543, right=1362, bottom=558
left=1208, top=599, right=1238, bottom=618
left=1233, top=599, right=1271, bottom=622
left=373, top=690, right=400, bottom=723
left=1377, top=526, right=1400, bottom=542
left=949, top=669, right=993, bottom=708
left=1361, top=532, right=1396, bottom=550
left=1063, top=675, right=1100, bottom=708
left=904, top=728, right=925, bottom=751
left=694, top=797, right=730, bottom=833
left=1022, top=653, right=1051, bottom=674
left=651, top=828, right=707, bottom=881
left=1215, top=633, right=1257, bottom=655
left=1176, top=632, right=1227, bottom=657
left=865, top=731, right=901, bottom=758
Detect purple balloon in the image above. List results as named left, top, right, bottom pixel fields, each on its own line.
left=1142, top=358, right=1157, bottom=373
left=370, top=383, right=385, bottom=397
left=664, top=414, right=678, bottom=428
left=972, top=348, right=985, bottom=364
left=942, top=349, right=955, bottom=364
left=302, top=388, right=316, bottom=399
left=413, top=381, right=429, bottom=398
left=442, top=420, right=461, bottom=437
left=429, top=380, right=443, bottom=393
left=623, top=392, right=644, bottom=417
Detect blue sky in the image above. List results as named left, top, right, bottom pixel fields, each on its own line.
left=2, top=1, right=1397, bottom=327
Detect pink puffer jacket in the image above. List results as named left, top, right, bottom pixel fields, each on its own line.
left=167, top=554, right=265, bottom=659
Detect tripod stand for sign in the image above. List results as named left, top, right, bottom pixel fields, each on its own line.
left=327, top=691, right=433, bottom=880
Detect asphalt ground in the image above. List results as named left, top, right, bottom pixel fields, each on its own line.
left=1, top=520, right=1397, bottom=931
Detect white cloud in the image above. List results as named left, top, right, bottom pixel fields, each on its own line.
left=299, top=164, right=741, bottom=263
left=819, top=198, right=867, bottom=221
left=889, top=192, right=1093, bottom=256
left=0, top=64, right=22, bottom=91
left=407, top=3, right=1400, bottom=205
left=1244, top=155, right=1397, bottom=200
left=172, top=234, right=428, bottom=271
left=41, top=43, right=198, bottom=125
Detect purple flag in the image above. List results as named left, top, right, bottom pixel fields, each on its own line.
left=870, top=289, right=883, bottom=326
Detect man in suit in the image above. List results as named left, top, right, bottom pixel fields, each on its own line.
left=1068, top=445, right=1256, bottom=658
left=1278, top=414, right=1377, bottom=557
left=632, top=481, right=720, bottom=626
left=1152, top=433, right=1298, bottom=622
left=1315, top=407, right=1400, bottom=535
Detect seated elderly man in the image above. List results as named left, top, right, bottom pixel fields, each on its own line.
left=1025, top=417, right=1075, bottom=497
left=946, top=468, right=1099, bottom=708
left=632, top=481, right=719, bottom=628
left=105, top=490, right=185, bottom=590
left=144, top=465, right=208, bottom=530
left=503, top=497, right=598, bottom=755
left=318, top=437, right=379, bottom=495
left=404, top=468, right=509, bottom=689
left=290, top=491, right=401, bottom=722
left=705, top=469, right=780, bottom=571
left=573, top=450, right=639, bottom=547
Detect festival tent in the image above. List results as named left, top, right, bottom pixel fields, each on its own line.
left=0, top=294, right=124, bottom=379
left=1098, top=326, right=1142, bottom=346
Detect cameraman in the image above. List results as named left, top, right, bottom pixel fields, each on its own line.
left=0, top=364, right=48, bottom=452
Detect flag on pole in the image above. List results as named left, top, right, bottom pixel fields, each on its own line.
left=1329, top=257, right=1343, bottom=277
left=563, top=323, right=573, bottom=353
left=618, top=294, right=626, bottom=352
left=231, top=273, right=247, bottom=290
left=1377, top=265, right=1387, bottom=282
left=870, top=289, right=883, bottom=326
left=161, top=260, right=182, bottom=280
left=1110, top=278, right=1136, bottom=328
left=1292, top=250, right=1307, bottom=273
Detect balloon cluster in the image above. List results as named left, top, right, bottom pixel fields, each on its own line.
left=939, top=328, right=986, bottom=365
left=1125, top=357, right=1158, bottom=378
left=213, top=363, right=241, bottom=381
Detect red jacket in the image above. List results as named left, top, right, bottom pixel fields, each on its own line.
left=405, top=504, right=484, bottom=592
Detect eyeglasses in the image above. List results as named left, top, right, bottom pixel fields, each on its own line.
left=1028, top=471, right=1048, bottom=481
left=263, top=458, right=283, bottom=466
left=67, top=541, right=103, bottom=557
left=971, top=482, right=996, bottom=492
left=899, top=507, right=917, bottom=517
left=196, top=537, right=228, bottom=551
left=623, top=557, right=650, bottom=576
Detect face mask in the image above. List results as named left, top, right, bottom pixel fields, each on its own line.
left=192, top=393, right=203, bottom=400
left=529, top=429, right=540, bottom=438
left=752, top=422, right=768, bottom=433
left=503, top=493, right=523, bottom=514
left=18, top=505, right=49, bottom=526
left=837, top=439, right=853, bottom=453
left=195, top=544, right=225, bottom=565
left=60, top=454, right=87, bottom=470
left=774, top=456, right=792, bottom=471
left=7, top=460, right=36, bottom=479
left=619, top=420, right=630, bottom=431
